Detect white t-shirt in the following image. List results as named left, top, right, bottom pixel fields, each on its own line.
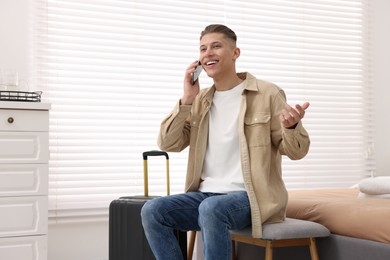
left=199, top=80, right=246, bottom=193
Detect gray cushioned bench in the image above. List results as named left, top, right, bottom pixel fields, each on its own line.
left=230, top=218, right=330, bottom=260
left=187, top=218, right=330, bottom=260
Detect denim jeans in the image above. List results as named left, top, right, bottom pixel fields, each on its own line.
left=140, top=191, right=251, bottom=260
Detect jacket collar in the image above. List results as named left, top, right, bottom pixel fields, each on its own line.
left=239, top=72, right=259, bottom=92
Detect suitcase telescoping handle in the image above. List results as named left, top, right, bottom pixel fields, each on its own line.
left=142, top=150, right=170, bottom=197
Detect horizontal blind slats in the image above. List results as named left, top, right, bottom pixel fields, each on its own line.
left=32, top=0, right=373, bottom=218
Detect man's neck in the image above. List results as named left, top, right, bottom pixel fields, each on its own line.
left=213, top=72, right=243, bottom=91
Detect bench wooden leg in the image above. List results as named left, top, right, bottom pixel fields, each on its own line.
left=309, top=237, right=320, bottom=260
left=265, top=241, right=273, bottom=260
left=187, top=231, right=196, bottom=260
left=232, top=240, right=236, bottom=260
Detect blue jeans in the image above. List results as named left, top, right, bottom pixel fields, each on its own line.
left=140, top=191, right=251, bottom=260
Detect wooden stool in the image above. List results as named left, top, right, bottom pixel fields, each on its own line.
left=187, top=218, right=330, bottom=260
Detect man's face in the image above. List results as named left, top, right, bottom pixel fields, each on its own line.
left=199, top=33, right=239, bottom=80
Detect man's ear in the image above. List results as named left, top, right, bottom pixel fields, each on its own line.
left=233, top=47, right=240, bottom=61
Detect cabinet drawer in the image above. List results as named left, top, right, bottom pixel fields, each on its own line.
left=0, top=164, right=48, bottom=197
left=0, top=235, right=47, bottom=260
left=0, top=132, right=49, bottom=163
left=0, top=196, right=48, bottom=238
left=0, top=109, right=49, bottom=132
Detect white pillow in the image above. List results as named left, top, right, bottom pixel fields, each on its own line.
left=358, top=176, right=390, bottom=195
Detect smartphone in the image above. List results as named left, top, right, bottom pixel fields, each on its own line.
left=191, top=61, right=203, bottom=85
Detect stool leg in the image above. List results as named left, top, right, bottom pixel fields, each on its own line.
left=265, top=241, right=273, bottom=260
left=231, top=240, right=236, bottom=260
left=309, top=237, right=320, bottom=260
left=187, top=231, right=196, bottom=260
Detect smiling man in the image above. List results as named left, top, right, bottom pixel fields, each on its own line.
left=141, top=24, right=311, bottom=260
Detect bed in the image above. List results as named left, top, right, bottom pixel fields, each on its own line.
left=286, top=188, right=390, bottom=244
left=237, top=187, right=390, bottom=260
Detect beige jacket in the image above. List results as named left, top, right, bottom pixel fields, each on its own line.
left=158, top=72, right=310, bottom=238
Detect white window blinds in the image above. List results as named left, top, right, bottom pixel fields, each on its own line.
left=31, top=0, right=373, bottom=219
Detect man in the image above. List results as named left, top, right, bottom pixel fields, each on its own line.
left=141, top=24, right=310, bottom=260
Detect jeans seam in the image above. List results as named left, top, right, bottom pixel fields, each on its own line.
left=158, top=205, right=200, bottom=229
left=226, top=203, right=250, bottom=229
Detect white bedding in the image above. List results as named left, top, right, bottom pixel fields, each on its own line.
left=358, top=176, right=390, bottom=195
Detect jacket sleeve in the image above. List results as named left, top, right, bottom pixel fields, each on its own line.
left=271, top=91, right=310, bottom=160
left=157, top=100, right=192, bottom=152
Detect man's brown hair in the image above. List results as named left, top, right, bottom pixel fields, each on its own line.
left=200, top=24, right=237, bottom=44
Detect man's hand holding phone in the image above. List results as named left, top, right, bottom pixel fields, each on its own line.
left=191, top=61, right=203, bottom=85
left=181, top=60, right=203, bottom=105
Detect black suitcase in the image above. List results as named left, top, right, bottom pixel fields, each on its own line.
left=109, top=150, right=187, bottom=260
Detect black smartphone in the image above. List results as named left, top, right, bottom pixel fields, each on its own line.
left=191, top=61, right=203, bottom=85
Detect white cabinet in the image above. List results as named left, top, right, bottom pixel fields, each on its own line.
left=0, top=101, right=50, bottom=260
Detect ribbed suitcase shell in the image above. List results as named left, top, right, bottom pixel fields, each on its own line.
left=108, top=151, right=187, bottom=260
left=109, top=197, right=155, bottom=259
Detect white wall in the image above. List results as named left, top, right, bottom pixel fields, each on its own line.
left=0, top=0, right=31, bottom=90
left=372, top=0, right=390, bottom=176
left=1, top=1, right=389, bottom=260
left=48, top=220, right=109, bottom=260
